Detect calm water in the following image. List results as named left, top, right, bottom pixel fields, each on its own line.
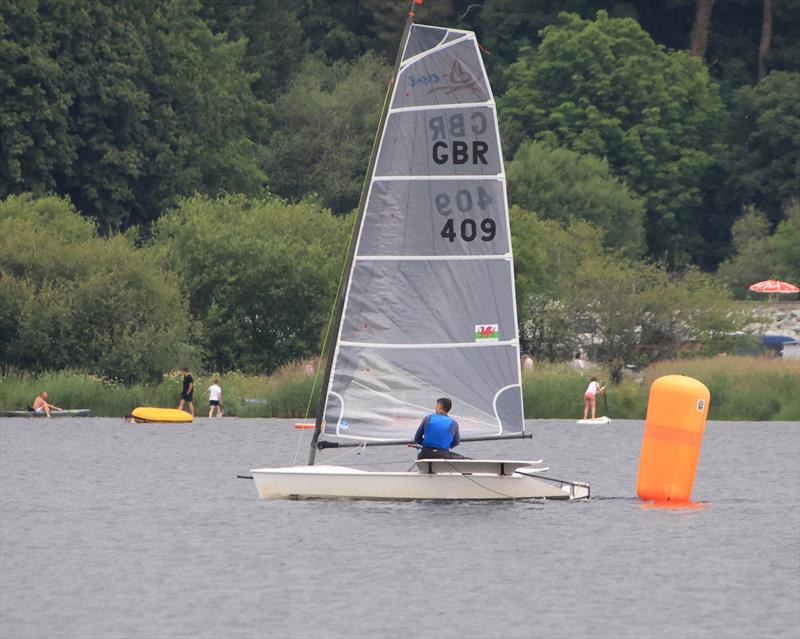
left=1, top=417, right=798, bottom=639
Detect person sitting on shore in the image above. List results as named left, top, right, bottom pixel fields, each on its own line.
left=31, top=391, right=62, bottom=417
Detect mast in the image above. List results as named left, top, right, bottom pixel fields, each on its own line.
left=307, top=2, right=422, bottom=465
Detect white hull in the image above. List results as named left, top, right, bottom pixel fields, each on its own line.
left=250, top=465, right=589, bottom=501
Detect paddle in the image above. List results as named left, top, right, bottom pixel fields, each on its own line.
left=602, top=386, right=610, bottom=418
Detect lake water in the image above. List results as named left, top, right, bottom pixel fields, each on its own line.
left=1, top=417, right=798, bottom=639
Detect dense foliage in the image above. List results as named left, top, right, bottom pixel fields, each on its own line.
left=148, top=195, right=350, bottom=373
left=1, top=1, right=798, bottom=379
left=0, top=195, right=193, bottom=381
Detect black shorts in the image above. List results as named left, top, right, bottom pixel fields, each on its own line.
left=209, top=400, right=219, bottom=406
left=180, top=393, right=193, bottom=402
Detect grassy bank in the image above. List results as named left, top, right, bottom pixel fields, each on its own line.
left=0, top=362, right=320, bottom=419
left=1, top=356, right=798, bottom=421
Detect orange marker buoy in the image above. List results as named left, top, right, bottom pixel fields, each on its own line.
left=637, top=375, right=710, bottom=503
left=294, top=423, right=315, bottom=429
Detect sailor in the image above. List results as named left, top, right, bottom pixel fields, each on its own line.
left=414, top=398, right=461, bottom=459
left=583, top=377, right=606, bottom=420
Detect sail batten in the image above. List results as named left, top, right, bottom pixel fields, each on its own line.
left=320, top=23, right=524, bottom=444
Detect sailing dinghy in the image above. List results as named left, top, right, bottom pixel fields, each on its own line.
left=250, top=15, right=589, bottom=501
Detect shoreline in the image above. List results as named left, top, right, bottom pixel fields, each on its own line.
left=1, top=356, right=798, bottom=422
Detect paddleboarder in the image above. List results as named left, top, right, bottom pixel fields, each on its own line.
left=583, top=377, right=606, bottom=420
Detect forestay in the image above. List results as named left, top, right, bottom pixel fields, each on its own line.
left=322, top=24, right=523, bottom=443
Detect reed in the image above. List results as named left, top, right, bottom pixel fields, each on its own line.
left=642, top=356, right=800, bottom=421
left=2, top=356, right=797, bottom=421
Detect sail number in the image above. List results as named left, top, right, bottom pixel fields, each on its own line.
left=436, top=187, right=496, bottom=242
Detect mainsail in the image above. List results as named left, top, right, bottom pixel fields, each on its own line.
left=320, top=24, right=523, bottom=443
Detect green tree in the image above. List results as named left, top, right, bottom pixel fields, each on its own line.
left=148, top=195, right=350, bottom=373
left=727, top=70, right=800, bottom=224
left=498, top=11, right=726, bottom=264
left=718, top=202, right=800, bottom=296
left=0, top=0, right=75, bottom=199
left=199, top=0, right=303, bottom=100
left=1, top=0, right=268, bottom=230
left=264, top=53, right=389, bottom=214
left=716, top=206, right=773, bottom=297
left=769, top=201, right=800, bottom=283
left=0, top=194, right=193, bottom=381
left=507, top=140, right=645, bottom=257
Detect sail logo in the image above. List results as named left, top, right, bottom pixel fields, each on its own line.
left=428, top=60, right=481, bottom=98
left=474, top=324, right=499, bottom=341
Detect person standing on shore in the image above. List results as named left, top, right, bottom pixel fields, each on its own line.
left=207, top=379, right=222, bottom=418
left=178, top=367, right=194, bottom=417
left=522, top=353, right=534, bottom=375
left=583, top=377, right=605, bottom=420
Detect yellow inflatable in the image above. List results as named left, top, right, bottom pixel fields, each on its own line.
left=131, top=407, right=193, bottom=423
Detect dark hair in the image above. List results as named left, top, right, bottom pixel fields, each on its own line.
left=182, top=367, right=188, bottom=372
left=575, top=353, right=581, bottom=359
left=437, top=397, right=452, bottom=412
left=591, top=377, right=597, bottom=382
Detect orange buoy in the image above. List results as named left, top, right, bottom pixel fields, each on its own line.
left=294, top=423, right=315, bottom=429
left=636, top=375, right=710, bottom=503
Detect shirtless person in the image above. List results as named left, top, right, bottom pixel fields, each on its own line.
left=32, top=391, right=62, bottom=417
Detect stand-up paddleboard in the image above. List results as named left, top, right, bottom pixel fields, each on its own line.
left=576, top=416, right=611, bottom=424
left=130, top=407, right=193, bottom=423
left=0, top=409, right=90, bottom=418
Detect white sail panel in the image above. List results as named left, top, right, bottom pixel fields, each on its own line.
left=323, top=24, right=522, bottom=442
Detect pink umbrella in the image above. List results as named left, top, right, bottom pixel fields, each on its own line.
left=749, top=279, right=800, bottom=294
left=749, top=280, right=800, bottom=301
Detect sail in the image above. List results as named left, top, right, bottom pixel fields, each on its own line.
left=322, top=24, right=523, bottom=442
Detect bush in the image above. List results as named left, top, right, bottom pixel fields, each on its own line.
left=148, top=195, right=350, bottom=374
left=0, top=194, right=194, bottom=382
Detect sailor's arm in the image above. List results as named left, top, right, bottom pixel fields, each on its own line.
left=450, top=420, right=461, bottom=448
left=414, top=415, right=429, bottom=445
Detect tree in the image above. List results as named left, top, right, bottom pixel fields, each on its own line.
left=148, top=195, right=350, bottom=373
left=1, top=0, right=268, bottom=230
left=498, top=11, right=726, bottom=264
left=715, top=206, right=772, bottom=297
left=727, top=70, right=800, bottom=224
left=199, top=0, right=303, bottom=100
left=769, top=201, right=800, bottom=284
left=689, top=0, right=714, bottom=59
left=0, top=0, right=75, bottom=200
left=506, top=140, right=646, bottom=257
left=758, top=0, right=772, bottom=82
left=0, top=194, right=193, bottom=381
left=264, top=53, right=389, bottom=214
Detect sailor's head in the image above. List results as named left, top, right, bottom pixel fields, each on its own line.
left=40, top=391, right=48, bottom=399
left=435, top=397, right=452, bottom=414
left=182, top=367, right=189, bottom=373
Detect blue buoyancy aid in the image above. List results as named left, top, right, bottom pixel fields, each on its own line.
left=421, top=413, right=457, bottom=449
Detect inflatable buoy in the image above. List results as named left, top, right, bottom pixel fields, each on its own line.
left=636, top=375, right=710, bottom=503
left=294, top=423, right=315, bottom=429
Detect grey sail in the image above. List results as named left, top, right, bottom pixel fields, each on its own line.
left=322, top=24, right=523, bottom=442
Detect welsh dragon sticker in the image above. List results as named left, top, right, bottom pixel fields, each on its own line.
left=474, top=324, right=499, bottom=341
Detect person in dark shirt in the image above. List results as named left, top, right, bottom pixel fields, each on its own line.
left=178, top=367, right=194, bottom=417
left=414, top=397, right=461, bottom=459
